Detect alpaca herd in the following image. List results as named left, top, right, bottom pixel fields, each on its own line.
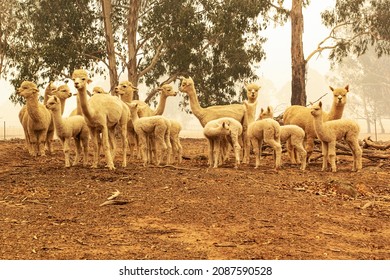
left=17, top=69, right=362, bottom=172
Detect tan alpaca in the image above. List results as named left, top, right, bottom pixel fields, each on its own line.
left=283, top=85, right=349, bottom=163
left=92, top=86, right=108, bottom=95
left=17, top=81, right=53, bottom=156
left=118, top=83, right=177, bottom=160
left=242, top=100, right=257, bottom=163
left=46, top=95, right=90, bottom=167
left=169, top=120, right=183, bottom=164
left=244, top=82, right=261, bottom=104
left=203, top=117, right=243, bottom=169
left=72, top=69, right=129, bottom=170
left=260, top=106, right=307, bottom=170
left=311, top=101, right=362, bottom=172
left=179, top=76, right=248, bottom=160
left=128, top=102, right=169, bottom=167
left=19, top=81, right=56, bottom=154
left=247, top=107, right=282, bottom=169
left=52, top=84, right=72, bottom=114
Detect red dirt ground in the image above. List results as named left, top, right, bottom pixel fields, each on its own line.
left=0, top=138, right=389, bottom=260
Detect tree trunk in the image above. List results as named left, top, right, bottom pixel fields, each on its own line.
left=101, top=0, right=118, bottom=95
left=127, top=0, right=140, bottom=99
left=290, top=0, right=306, bottom=106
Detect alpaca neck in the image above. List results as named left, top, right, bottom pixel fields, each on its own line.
left=120, top=91, right=134, bottom=103
left=77, top=87, right=94, bottom=121
left=60, top=99, right=67, bottom=115
left=153, top=94, right=169, bottom=116
left=185, top=85, right=204, bottom=119
left=327, top=103, right=345, bottom=120
left=50, top=107, right=66, bottom=135
left=26, top=95, right=45, bottom=123
left=312, top=113, right=327, bottom=139
left=130, top=109, right=139, bottom=123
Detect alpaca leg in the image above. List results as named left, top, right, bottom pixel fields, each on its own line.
left=266, top=139, right=282, bottom=169
left=81, top=134, right=89, bottom=167
left=286, top=139, right=297, bottom=164
left=207, top=139, right=214, bottom=167
left=38, top=130, right=48, bottom=156
left=233, top=139, right=241, bottom=169
left=305, top=136, right=315, bottom=163
left=120, top=124, right=128, bottom=168
left=137, top=132, right=148, bottom=167
left=328, top=141, right=337, bottom=172
left=108, top=127, right=116, bottom=160
left=101, top=126, right=115, bottom=170
left=321, top=142, right=329, bottom=171
left=46, top=129, right=54, bottom=154
left=154, top=130, right=167, bottom=166
left=72, top=137, right=82, bottom=166
left=213, top=138, right=221, bottom=168
left=28, top=129, right=39, bottom=156
left=347, top=138, right=362, bottom=171
left=63, top=138, right=71, bottom=168
left=295, top=143, right=307, bottom=171
left=91, top=129, right=99, bottom=168
left=177, top=139, right=183, bottom=164
left=251, top=138, right=261, bottom=169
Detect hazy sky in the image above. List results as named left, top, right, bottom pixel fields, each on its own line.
left=0, top=1, right=336, bottom=130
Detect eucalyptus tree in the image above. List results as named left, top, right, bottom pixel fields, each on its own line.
left=7, top=0, right=273, bottom=107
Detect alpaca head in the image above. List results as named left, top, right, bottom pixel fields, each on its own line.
left=158, top=84, right=177, bottom=97
left=179, top=76, right=194, bottom=94
left=116, top=81, right=138, bottom=98
left=45, top=81, right=57, bottom=97
left=17, top=81, right=39, bottom=99
left=259, top=106, right=273, bottom=120
left=92, top=86, right=107, bottom=95
left=330, top=85, right=349, bottom=107
left=54, top=84, right=72, bottom=100
left=71, top=69, right=92, bottom=90
left=310, top=101, right=323, bottom=118
left=45, top=95, right=61, bottom=111
left=244, top=82, right=261, bottom=102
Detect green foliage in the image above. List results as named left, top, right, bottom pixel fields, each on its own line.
left=321, top=0, right=390, bottom=63
left=140, top=0, right=270, bottom=107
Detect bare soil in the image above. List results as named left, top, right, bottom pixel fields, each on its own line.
left=0, top=138, right=389, bottom=260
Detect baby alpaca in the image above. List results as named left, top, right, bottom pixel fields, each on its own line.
left=46, top=96, right=90, bottom=167
left=128, top=102, right=169, bottom=167
left=311, top=101, right=362, bottom=172
left=247, top=111, right=282, bottom=169
left=203, top=117, right=243, bottom=168
left=260, top=106, right=307, bottom=170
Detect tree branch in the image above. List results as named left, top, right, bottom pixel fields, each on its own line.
left=138, top=43, right=164, bottom=78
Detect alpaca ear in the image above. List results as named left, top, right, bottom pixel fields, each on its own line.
left=87, top=78, right=92, bottom=84
left=329, top=86, right=334, bottom=92
left=319, top=101, right=322, bottom=108
left=267, top=106, right=272, bottom=113
left=345, top=85, right=349, bottom=92
left=260, top=108, right=264, bottom=113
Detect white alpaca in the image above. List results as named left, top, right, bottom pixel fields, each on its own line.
left=283, top=85, right=349, bottom=163
left=311, top=101, right=362, bottom=172
left=247, top=108, right=282, bottom=169
left=72, top=69, right=129, bottom=170
left=128, top=102, right=169, bottom=167
left=203, top=117, right=243, bottom=168
left=259, top=106, right=307, bottom=170
left=46, top=95, right=90, bottom=167
left=242, top=100, right=257, bottom=163
left=17, top=81, right=54, bottom=156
